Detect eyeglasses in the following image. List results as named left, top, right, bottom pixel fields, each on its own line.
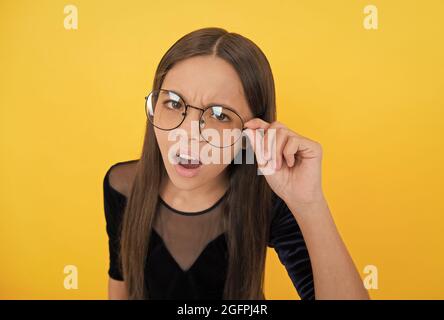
left=145, top=88, right=264, bottom=148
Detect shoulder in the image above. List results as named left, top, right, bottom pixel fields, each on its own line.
left=103, top=159, right=139, bottom=233
left=104, top=159, right=140, bottom=199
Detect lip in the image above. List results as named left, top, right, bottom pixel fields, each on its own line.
left=174, top=161, right=202, bottom=178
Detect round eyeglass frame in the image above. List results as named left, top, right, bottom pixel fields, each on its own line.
left=144, top=88, right=265, bottom=148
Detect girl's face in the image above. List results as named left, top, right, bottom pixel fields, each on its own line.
left=154, top=55, right=253, bottom=191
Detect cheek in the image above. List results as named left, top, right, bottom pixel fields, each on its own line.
left=200, top=140, right=242, bottom=165
left=154, top=130, right=173, bottom=164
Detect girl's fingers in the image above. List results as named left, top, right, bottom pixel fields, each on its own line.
left=282, top=136, right=299, bottom=167
left=272, top=128, right=289, bottom=170
left=262, top=127, right=276, bottom=161
left=243, top=118, right=270, bottom=167
left=244, top=120, right=298, bottom=171
left=243, top=118, right=270, bottom=130
left=244, top=128, right=267, bottom=167
left=262, top=122, right=286, bottom=160
left=245, top=120, right=322, bottom=173
left=243, top=118, right=268, bottom=164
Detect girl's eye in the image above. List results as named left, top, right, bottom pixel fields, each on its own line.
left=211, top=110, right=231, bottom=122
left=164, top=100, right=183, bottom=110
left=211, top=111, right=231, bottom=122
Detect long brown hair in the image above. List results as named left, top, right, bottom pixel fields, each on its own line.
left=120, top=27, right=277, bottom=299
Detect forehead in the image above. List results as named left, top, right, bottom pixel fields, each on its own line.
left=162, top=55, right=252, bottom=117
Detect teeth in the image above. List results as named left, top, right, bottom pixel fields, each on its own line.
left=179, top=154, right=196, bottom=161
left=177, top=153, right=200, bottom=164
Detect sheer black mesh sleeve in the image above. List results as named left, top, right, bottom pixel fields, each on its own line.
left=103, top=164, right=127, bottom=281
left=268, top=192, right=315, bottom=300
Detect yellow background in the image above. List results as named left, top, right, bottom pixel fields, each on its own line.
left=1, top=0, right=443, bottom=299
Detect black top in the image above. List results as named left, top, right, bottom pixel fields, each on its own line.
left=103, top=161, right=315, bottom=300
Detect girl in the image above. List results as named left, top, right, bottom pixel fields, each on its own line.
left=103, top=27, right=369, bottom=300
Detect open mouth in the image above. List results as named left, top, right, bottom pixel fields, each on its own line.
left=175, top=152, right=202, bottom=169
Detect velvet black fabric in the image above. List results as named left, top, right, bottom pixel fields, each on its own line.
left=103, top=161, right=315, bottom=300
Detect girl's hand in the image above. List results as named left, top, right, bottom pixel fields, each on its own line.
left=243, top=118, right=325, bottom=211
left=244, top=119, right=370, bottom=300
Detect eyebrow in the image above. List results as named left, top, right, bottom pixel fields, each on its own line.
left=161, top=87, right=237, bottom=111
